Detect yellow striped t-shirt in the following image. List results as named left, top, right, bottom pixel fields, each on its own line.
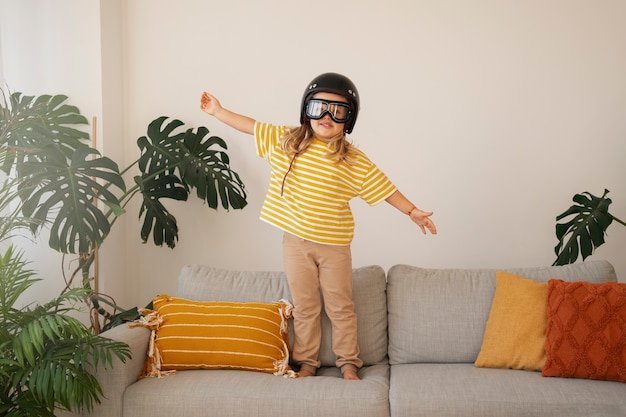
left=255, top=122, right=397, bottom=245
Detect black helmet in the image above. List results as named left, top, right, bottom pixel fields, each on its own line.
left=300, top=72, right=360, bottom=134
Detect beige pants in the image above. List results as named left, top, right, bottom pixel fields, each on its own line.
left=282, top=232, right=363, bottom=371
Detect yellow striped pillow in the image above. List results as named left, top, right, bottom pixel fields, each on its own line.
left=132, top=295, right=295, bottom=378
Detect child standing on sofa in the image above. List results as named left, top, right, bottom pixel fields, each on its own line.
left=200, top=72, right=436, bottom=380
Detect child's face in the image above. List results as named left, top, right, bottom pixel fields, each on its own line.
left=308, top=92, right=348, bottom=142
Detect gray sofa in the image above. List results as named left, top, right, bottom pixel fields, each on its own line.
left=83, top=260, right=625, bottom=417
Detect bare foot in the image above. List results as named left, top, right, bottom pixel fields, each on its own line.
left=297, top=368, right=316, bottom=378
left=343, top=369, right=360, bottom=380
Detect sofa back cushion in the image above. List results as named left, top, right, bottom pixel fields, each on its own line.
left=177, top=264, right=388, bottom=367
left=386, top=260, right=617, bottom=365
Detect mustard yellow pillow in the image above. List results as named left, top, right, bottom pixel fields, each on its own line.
left=475, top=272, right=548, bottom=371
left=131, top=295, right=295, bottom=378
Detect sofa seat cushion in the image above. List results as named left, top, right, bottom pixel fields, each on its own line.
left=123, top=364, right=390, bottom=417
left=177, top=264, right=388, bottom=366
left=389, top=363, right=626, bottom=417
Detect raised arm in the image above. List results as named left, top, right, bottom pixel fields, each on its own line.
left=200, top=92, right=255, bottom=135
left=385, top=190, right=437, bottom=235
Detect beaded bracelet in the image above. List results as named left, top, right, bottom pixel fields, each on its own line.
left=408, top=207, right=417, bottom=216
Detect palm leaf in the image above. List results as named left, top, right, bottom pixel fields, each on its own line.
left=25, top=335, right=129, bottom=411
left=553, top=189, right=614, bottom=265
left=0, top=164, right=40, bottom=243
left=0, top=247, right=37, bottom=317
left=0, top=241, right=131, bottom=415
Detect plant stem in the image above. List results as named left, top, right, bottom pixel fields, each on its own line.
left=611, top=214, right=626, bottom=228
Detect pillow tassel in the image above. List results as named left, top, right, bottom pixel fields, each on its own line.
left=130, top=308, right=175, bottom=378
left=273, top=300, right=296, bottom=378
left=277, top=299, right=294, bottom=335
left=273, top=339, right=297, bottom=378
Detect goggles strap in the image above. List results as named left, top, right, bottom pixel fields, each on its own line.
left=280, top=153, right=298, bottom=197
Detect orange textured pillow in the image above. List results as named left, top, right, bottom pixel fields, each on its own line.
left=543, top=280, right=626, bottom=383
left=131, top=295, right=295, bottom=378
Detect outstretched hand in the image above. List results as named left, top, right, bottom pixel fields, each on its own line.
left=200, top=92, right=221, bottom=116
left=409, top=208, right=437, bottom=235
left=199, top=91, right=256, bottom=135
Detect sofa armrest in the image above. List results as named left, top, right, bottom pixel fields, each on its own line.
left=85, top=324, right=151, bottom=417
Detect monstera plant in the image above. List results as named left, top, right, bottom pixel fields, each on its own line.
left=0, top=90, right=247, bottom=332
left=553, top=189, right=625, bottom=265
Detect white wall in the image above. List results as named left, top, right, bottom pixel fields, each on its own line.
left=0, top=0, right=107, bottom=307
left=1, top=0, right=625, bottom=311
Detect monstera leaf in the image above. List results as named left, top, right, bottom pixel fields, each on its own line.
left=19, top=146, right=125, bottom=253
left=1, top=92, right=125, bottom=254
left=553, top=189, right=614, bottom=266
left=179, top=125, right=247, bottom=210
left=137, top=116, right=185, bottom=175
left=0, top=92, right=88, bottom=175
left=135, top=173, right=187, bottom=248
left=135, top=117, right=247, bottom=248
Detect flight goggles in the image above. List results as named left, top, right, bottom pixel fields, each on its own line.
left=305, top=98, right=353, bottom=123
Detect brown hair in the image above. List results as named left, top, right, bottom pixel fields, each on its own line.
left=281, top=124, right=355, bottom=164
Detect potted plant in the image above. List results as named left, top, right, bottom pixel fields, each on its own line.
left=553, top=189, right=625, bottom=265
left=0, top=90, right=248, bottom=331
left=0, top=176, right=132, bottom=416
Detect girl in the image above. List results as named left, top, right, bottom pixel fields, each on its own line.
left=200, top=72, right=436, bottom=380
